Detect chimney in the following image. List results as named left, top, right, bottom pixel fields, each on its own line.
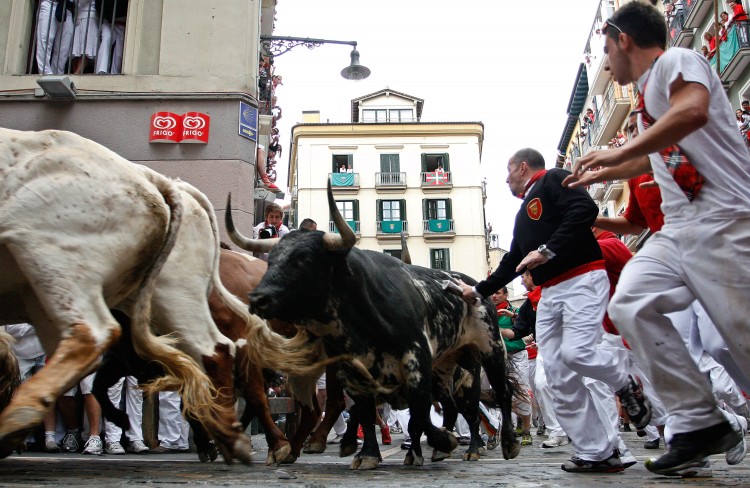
left=302, top=110, right=320, bottom=123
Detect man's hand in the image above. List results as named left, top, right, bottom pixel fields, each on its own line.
left=456, top=279, right=479, bottom=305
left=516, top=250, right=548, bottom=272
left=497, top=309, right=515, bottom=319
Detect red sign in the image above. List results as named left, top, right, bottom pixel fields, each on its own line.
left=181, top=112, right=210, bottom=144
left=149, top=112, right=210, bottom=144
left=149, top=112, right=182, bottom=143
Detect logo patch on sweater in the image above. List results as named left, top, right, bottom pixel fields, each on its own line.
left=527, top=198, right=542, bottom=220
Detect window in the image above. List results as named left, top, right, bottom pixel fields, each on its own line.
left=423, top=198, right=451, bottom=220
left=430, top=248, right=451, bottom=270
left=332, top=154, right=353, bottom=173
left=377, top=199, right=406, bottom=221
left=380, top=154, right=400, bottom=173
left=362, top=109, right=387, bottom=122
left=28, top=0, right=129, bottom=75
left=336, top=200, right=358, bottom=221
left=421, top=153, right=450, bottom=172
left=389, top=109, right=414, bottom=122
left=383, top=249, right=403, bottom=260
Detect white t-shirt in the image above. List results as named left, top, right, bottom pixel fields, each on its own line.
left=637, top=48, right=750, bottom=226
left=252, top=221, right=289, bottom=261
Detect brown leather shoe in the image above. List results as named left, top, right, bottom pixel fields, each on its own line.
left=151, top=445, right=190, bottom=454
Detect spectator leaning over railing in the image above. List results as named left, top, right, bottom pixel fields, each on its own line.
left=728, top=0, right=748, bottom=27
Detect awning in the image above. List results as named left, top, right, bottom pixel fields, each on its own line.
left=557, top=63, right=589, bottom=155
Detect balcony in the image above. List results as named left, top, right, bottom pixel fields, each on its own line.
left=590, top=82, right=631, bottom=146
left=329, top=172, right=360, bottom=194
left=683, top=0, right=712, bottom=29
left=420, top=171, right=452, bottom=191
left=668, top=10, right=694, bottom=48
left=422, top=219, right=455, bottom=240
left=603, top=180, right=624, bottom=201
left=717, top=21, right=750, bottom=84
left=376, top=220, right=409, bottom=240
left=588, top=182, right=606, bottom=200
left=374, top=172, right=407, bottom=193
left=328, top=220, right=361, bottom=237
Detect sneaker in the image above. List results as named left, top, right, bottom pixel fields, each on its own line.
left=61, top=432, right=80, bottom=453
left=82, top=436, right=103, bottom=455
left=616, top=376, right=652, bottom=430
left=515, top=419, right=523, bottom=435
left=380, top=425, right=392, bottom=445
left=561, top=450, right=624, bottom=473
left=675, top=459, right=713, bottom=478
left=644, top=439, right=660, bottom=449
left=725, top=414, right=747, bottom=465
left=486, top=433, right=499, bottom=450
left=126, top=440, right=149, bottom=454
left=391, top=425, right=402, bottom=434
left=542, top=436, right=569, bottom=448
left=536, top=424, right=546, bottom=436
left=104, top=441, right=125, bottom=455
left=521, top=434, right=533, bottom=446
left=458, top=436, right=471, bottom=446
left=401, top=441, right=411, bottom=450
left=645, top=421, right=740, bottom=476
left=44, top=437, right=60, bottom=453
left=327, top=434, right=344, bottom=445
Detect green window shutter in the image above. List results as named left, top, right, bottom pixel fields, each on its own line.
left=400, top=199, right=406, bottom=221
left=446, top=198, right=452, bottom=219
left=332, top=155, right=338, bottom=173
left=380, top=155, right=389, bottom=173
left=347, top=154, right=353, bottom=171
left=422, top=198, right=428, bottom=220
left=445, top=249, right=451, bottom=271
left=393, top=154, right=400, bottom=173
left=443, top=153, right=450, bottom=172
left=353, top=200, right=359, bottom=221
left=420, top=153, right=427, bottom=173
left=376, top=199, right=382, bottom=222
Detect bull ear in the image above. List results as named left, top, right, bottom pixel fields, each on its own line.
left=225, top=192, right=279, bottom=253
left=322, top=181, right=356, bottom=251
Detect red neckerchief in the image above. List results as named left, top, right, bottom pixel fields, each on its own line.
left=527, top=287, right=542, bottom=311
left=637, top=56, right=704, bottom=202
left=518, top=170, right=547, bottom=199
left=495, top=301, right=511, bottom=313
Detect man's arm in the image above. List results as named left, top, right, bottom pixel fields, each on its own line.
left=567, top=76, right=710, bottom=181
left=563, top=158, right=652, bottom=188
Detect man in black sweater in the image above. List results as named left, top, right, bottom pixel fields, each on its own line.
left=458, top=148, right=650, bottom=473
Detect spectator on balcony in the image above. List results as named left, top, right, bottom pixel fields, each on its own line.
left=700, top=45, right=710, bottom=58
left=35, top=0, right=74, bottom=75
left=95, top=0, right=128, bottom=74
left=742, top=99, right=750, bottom=115
left=70, top=0, right=99, bottom=74
left=728, top=0, right=749, bottom=26
left=719, top=11, right=730, bottom=41
left=703, top=32, right=717, bottom=60
left=664, top=1, right=676, bottom=26
left=737, top=109, right=750, bottom=144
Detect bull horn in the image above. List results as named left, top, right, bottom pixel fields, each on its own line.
left=322, top=180, right=356, bottom=251
left=224, top=193, right=279, bottom=253
left=400, top=231, right=412, bottom=264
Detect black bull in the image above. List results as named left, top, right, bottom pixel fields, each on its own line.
left=225, top=184, right=520, bottom=469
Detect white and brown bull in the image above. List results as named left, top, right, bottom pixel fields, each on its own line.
left=0, top=129, right=320, bottom=464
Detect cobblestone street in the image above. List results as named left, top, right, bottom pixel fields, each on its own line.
left=1, top=430, right=749, bottom=487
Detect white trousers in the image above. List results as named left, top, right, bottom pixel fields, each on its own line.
left=95, top=20, right=125, bottom=74
left=610, top=220, right=750, bottom=435
left=534, top=353, right=565, bottom=438
left=509, top=350, right=531, bottom=417
left=104, top=376, right=144, bottom=444
left=536, top=270, right=628, bottom=461
left=158, top=391, right=189, bottom=449
left=35, top=0, right=72, bottom=74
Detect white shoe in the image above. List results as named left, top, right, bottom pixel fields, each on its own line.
left=726, top=414, right=748, bottom=465
left=541, top=436, right=569, bottom=448
left=82, top=436, right=103, bottom=455
left=126, top=440, right=150, bottom=454
left=104, top=441, right=125, bottom=455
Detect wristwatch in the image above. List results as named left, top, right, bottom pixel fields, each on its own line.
left=537, top=244, right=556, bottom=260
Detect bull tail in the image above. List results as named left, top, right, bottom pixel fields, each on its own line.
left=127, top=176, right=224, bottom=433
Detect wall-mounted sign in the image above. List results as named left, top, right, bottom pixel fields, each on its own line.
left=149, top=112, right=210, bottom=144
left=238, top=101, right=258, bottom=141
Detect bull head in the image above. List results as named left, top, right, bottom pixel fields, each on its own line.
left=224, top=193, right=279, bottom=253
left=323, top=181, right=356, bottom=252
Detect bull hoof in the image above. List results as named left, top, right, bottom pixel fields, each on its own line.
left=273, top=444, right=294, bottom=465
left=431, top=450, right=450, bottom=462
left=339, top=443, right=358, bottom=457
left=502, top=440, right=521, bottom=460
left=354, top=456, right=380, bottom=471
left=350, top=457, right=362, bottom=470
left=232, top=434, right=254, bottom=465
left=198, top=443, right=219, bottom=462
left=404, top=451, right=424, bottom=466
left=0, top=406, right=43, bottom=457
left=463, top=450, right=481, bottom=462
left=303, top=439, right=327, bottom=454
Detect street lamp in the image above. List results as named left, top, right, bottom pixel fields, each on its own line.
left=259, top=35, right=371, bottom=80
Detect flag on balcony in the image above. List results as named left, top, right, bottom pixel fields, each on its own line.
left=381, top=221, right=403, bottom=233
left=426, top=171, right=448, bottom=185
left=331, top=173, right=355, bottom=186
left=428, top=219, right=450, bottom=232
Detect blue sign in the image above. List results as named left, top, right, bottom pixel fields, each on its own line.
left=239, top=101, right=258, bottom=141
